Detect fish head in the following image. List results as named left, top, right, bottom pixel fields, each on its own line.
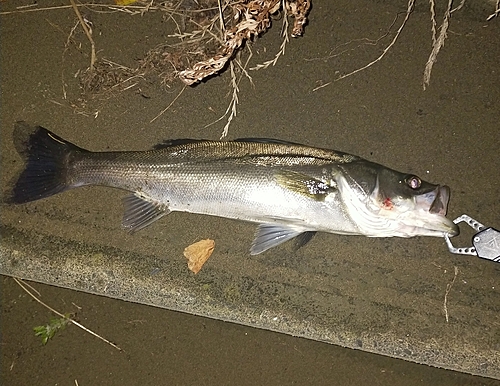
left=337, top=161, right=459, bottom=238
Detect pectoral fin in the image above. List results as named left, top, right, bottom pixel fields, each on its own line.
left=251, top=224, right=313, bottom=255
left=275, top=171, right=336, bottom=201
left=122, top=193, right=170, bottom=232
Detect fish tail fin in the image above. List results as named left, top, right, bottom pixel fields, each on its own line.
left=6, top=121, right=86, bottom=204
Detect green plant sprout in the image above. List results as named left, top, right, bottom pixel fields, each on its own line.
left=14, top=278, right=121, bottom=350
left=33, top=314, right=71, bottom=345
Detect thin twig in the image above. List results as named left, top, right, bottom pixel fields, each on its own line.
left=429, top=0, right=437, bottom=45
left=251, top=5, right=289, bottom=70
left=21, top=280, right=42, bottom=297
left=451, top=0, right=466, bottom=14
left=150, top=85, right=187, bottom=123
left=487, top=0, right=500, bottom=21
left=220, top=61, right=239, bottom=138
left=443, top=266, right=458, bottom=323
left=423, top=0, right=452, bottom=90
left=334, top=0, right=415, bottom=83
left=0, top=2, right=196, bottom=15
left=13, top=277, right=122, bottom=351
left=70, top=0, right=96, bottom=72
left=203, top=48, right=254, bottom=138
left=235, top=48, right=254, bottom=87
left=217, top=0, right=225, bottom=33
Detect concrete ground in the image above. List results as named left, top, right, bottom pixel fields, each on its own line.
left=1, top=0, right=499, bottom=384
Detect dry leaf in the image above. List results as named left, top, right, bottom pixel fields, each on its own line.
left=183, top=239, right=215, bottom=274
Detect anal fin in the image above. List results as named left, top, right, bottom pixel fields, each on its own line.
left=251, top=224, right=309, bottom=255
left=122, top=193, right=170, bottom=233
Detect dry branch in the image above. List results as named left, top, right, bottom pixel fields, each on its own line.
left=179, top=0, right=311, bottom=85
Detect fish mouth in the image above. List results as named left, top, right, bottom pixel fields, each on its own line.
left=417, top=185, right=459, bottom=237
left=429, top=185, right=450, bottom=216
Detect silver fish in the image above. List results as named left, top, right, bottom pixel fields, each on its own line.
left=7, top=121, right=459, bottom=254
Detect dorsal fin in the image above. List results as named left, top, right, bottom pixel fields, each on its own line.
left=153, top=138, right=302, bottom=150
left=234, top=138, right=305, bottom=146
left=153, top=138, right=207, bottom=150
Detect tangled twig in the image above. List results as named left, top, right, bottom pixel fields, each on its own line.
left=179, top=0, right=311, bottom=85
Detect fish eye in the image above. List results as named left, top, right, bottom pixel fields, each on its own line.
left=406, top=175, right=421, bottom=189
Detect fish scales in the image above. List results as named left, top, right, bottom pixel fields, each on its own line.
left=69, top=149, right=353, bottom=231
left=7, top=122, right=459, bottom=254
